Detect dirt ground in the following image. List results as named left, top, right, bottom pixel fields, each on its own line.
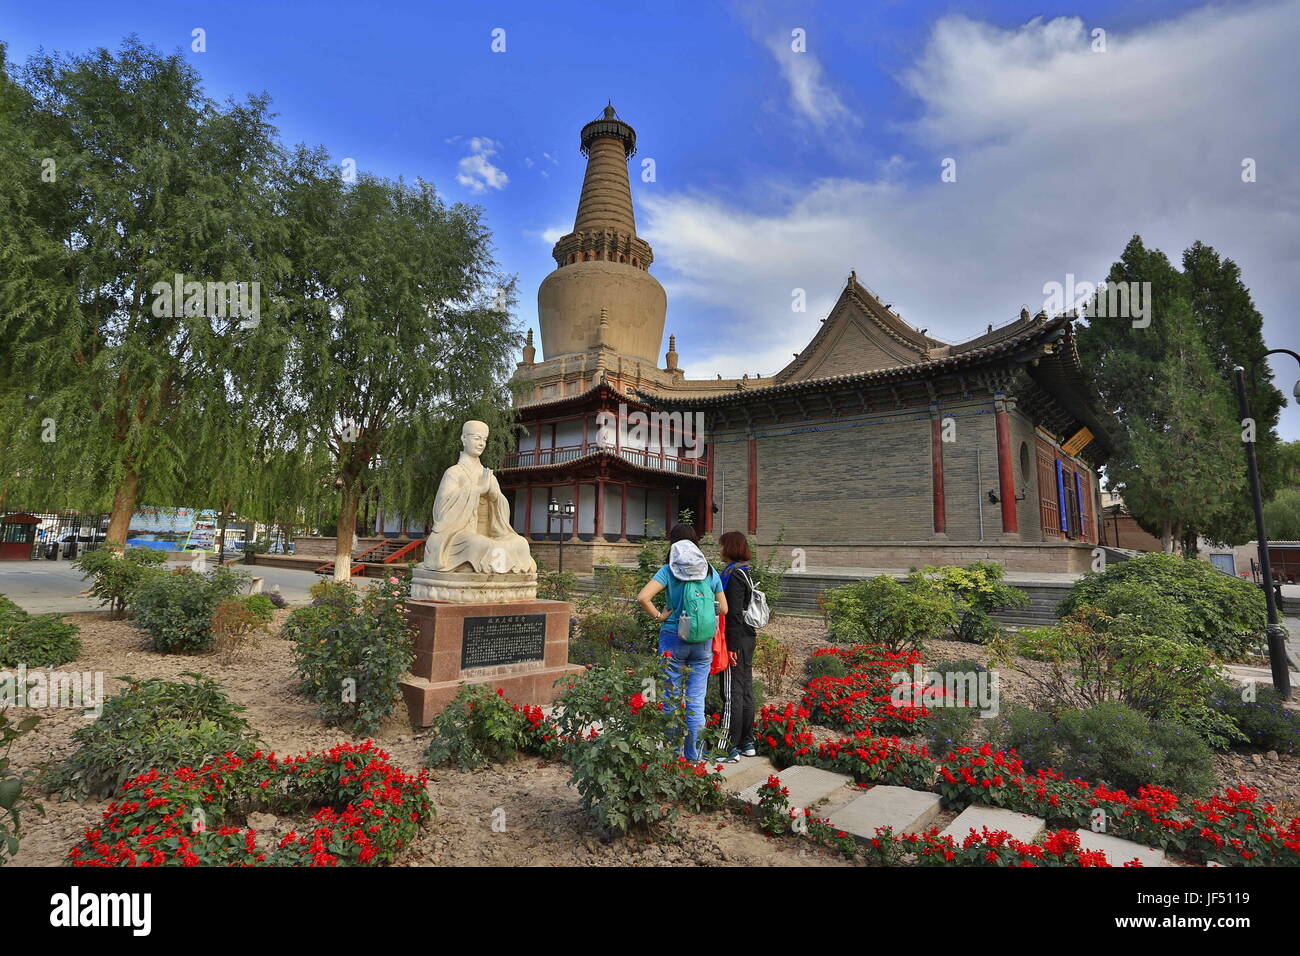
left=7, top=610, right=849, bottom=868
left=8, top=609, right=1297, bottom=866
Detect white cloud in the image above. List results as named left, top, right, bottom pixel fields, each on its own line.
left=455, top=137, right=509, bottom=194
left=645, top=1, right=1300, bottom=442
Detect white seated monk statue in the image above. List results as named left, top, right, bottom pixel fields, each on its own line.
left=422, top=420, right=536, bottom=575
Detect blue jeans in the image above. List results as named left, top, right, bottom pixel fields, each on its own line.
left=658, top=625, right=713, bottom=761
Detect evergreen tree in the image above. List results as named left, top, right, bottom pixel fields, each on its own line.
left=1077, top=235, right=1279, bottom=549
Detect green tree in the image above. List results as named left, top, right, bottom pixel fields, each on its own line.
left=1078, top=236, right=1274, bottom=550
left=1263, top=487, right=1300, bottom=541
left=0, top=39, right=285, bottom=547
left=274, top=150, right=519, bottom=580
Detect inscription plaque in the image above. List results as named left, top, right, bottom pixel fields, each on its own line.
left=461, top=613, right=547, bottom=669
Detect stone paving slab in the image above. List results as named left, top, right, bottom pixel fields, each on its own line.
left=828, top=785, right=942, bottom=840
left=941, top=805, right=1045, bottom=844
left=716, top=755, right=776, bottom=789
left=1074, top=829, right=1167, bottom=867
left=734, top=765, right=850, bottom=808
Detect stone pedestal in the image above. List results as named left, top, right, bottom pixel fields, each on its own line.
left=410, top=566, right=537, bottom=603
left=399, top=598, right=585, bottom=726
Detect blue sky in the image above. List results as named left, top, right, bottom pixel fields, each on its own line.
left=3, top=0, right=1298, bottom=437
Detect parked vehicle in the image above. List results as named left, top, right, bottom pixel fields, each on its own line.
left=42, top=529, right=107, bottom=560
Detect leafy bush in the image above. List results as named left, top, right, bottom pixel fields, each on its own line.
left=1059, top=552, right=1265, bottom=658
left=537, top=567, right=578, bottom=603
left=0, top=602, right=80, bottom=667
left=211, top=596, right=274, bottom=662
left=1211, top=685, right=1300, bottom=755
left=823, top=576, right=958, bottom=652
left=46, top=673, right=260, bottom=799
left=909, top=563, right=1029, bottom=643
left=129, top=566, right=249, bottom=653
left=73, top=547, right=168, bottom=617
left=1, top=710, right=41, bottom=865
left=562, top=663, right=726, bottom=836
left=993, top=608, right=1241, bottom=748
left=753, top=632, right=792, bottom=690
left=286, top=575, right=414, bottom=735
left=805, top=649, right=849, bottom=682
left=994, top=700, right=1216, bottom=796
left=424, top=685, right=552, bottom=770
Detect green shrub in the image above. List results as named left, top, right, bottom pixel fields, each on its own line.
left=995, top=700, right=1216, bottom=795
left=129, top=566, right=249, bottom=653
left=537, top=568, right=578, bottom=603
left=993, top=608, right=1242, bottom=749
left=0, top=604, right=80, bottom=667
left=0, top=710, right=41, bottom=865
left=1211, top=685, right=1300, bottom=755
left=561, top=661, right=725, bottom=836
left=73, top=547, right=168, bottom=617
left=241, top=593, right=276, bottom=622
left=286, top=575, right=414, bottom=735
left=1059, top=552, right=1264, bottom=658
left=578, top=608, right=650, bottom=656
left=45, top=673, right=260, bottom=799
left=909, top=563, right=1029, bottom=643
left=424, top=684, right=547, bottom=770
left=805, top=651, right=849, bottom=682
left=823, top=576, right=959, bottom=652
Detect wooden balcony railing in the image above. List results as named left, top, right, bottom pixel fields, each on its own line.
left=501, top=442, right=707, bottom=476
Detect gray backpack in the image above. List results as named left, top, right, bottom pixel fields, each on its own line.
left=736, top=567, right=770, bottom=629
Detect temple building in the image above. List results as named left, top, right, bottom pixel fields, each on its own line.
left=500, top=106, right=1113, bottom=574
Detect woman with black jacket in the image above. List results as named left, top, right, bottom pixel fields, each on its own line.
left=716, top=531, right=758, bottom=762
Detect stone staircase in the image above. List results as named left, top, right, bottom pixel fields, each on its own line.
left=717, top=755, right=1169, bottom=865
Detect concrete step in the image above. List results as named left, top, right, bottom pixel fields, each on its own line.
left=717, top=755, right=777, bottom=793
left=733, top=765, right=852, bottom=811
left=827, top=785, right=943, bottom=841
left=941, top=805, right=1046, bottom=845
left=1074, top=828, right=1168, bottom=866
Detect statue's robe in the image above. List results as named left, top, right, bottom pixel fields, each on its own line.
left=424, top=456, right=536, bottom=574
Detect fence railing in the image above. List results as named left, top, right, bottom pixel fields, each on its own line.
left=501, top=442, right=707, bottom=476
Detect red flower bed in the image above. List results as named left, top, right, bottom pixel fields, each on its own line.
left=68, top=741, right=432, bottom=867
left=761, top=643, right=1300, bottom=867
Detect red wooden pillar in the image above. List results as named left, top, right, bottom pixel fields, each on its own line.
left=593, top=478, right=606, bottom=541
left=570, top=480, right=581, bottom=540
left=582, top=415, right=589, bottom=456
left=665, top=488, right=674, bottom=533
left=746, top=438, right=758, bottom=535
left=930, top=406, right=946, bottom=535
left=524, top=485, right=533, bottom=537
left=994, top=395, right=1019, bottom=534
left=703, top=443, right=715, bottom=533
left=619, top=483, right=628, bottom=541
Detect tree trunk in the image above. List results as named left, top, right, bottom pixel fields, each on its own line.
left=217, top=497, right=230, bottom=561
left=334, top=484, right=359, bottom=582
left=105, top=469, right=140, bottom=553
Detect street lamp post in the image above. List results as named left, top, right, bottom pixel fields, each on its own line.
left=1236, top=352, right=1300, bottom=700
left=547, top=497, right=576, bottom=572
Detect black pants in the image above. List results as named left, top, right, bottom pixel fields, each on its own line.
left=720, top=630, right=756, bottom=750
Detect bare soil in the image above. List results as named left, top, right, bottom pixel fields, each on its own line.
left=9, top=609, right=1296, bottom=867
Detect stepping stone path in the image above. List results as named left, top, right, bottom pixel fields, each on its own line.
left=733, top=764, right=850, bottom=809
left=827, top=785, right=942, bottom=838
left=1074, top=828, right=1167, bottom=867
left=942, top=805, right=1044, bottom=844
left=720, top=761, right=1170, bottom=865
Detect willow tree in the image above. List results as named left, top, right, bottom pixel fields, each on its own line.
left=275, top=149, right=519, bottom=580
left=0, top=39, right=286, bottom=547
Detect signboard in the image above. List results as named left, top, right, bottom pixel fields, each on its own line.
left=461, top=614, right=547, bottom=670
left=130, top=506, right=199, bottom=534
left=1061, top=427, right=1094, bottom=457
